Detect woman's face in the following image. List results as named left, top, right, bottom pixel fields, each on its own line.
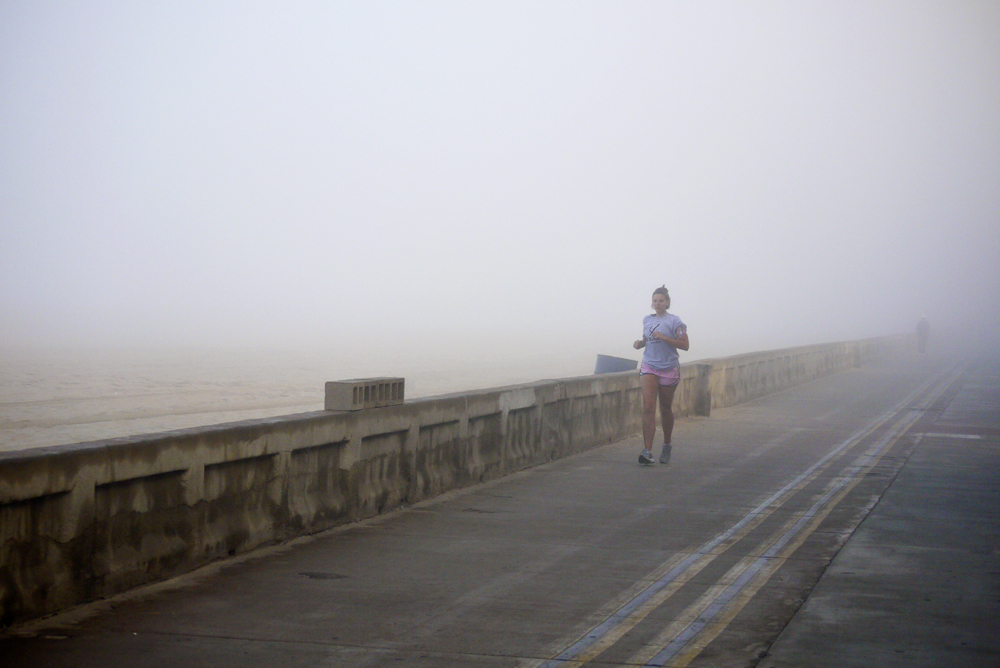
left=652, top=293, right=669, bottom=312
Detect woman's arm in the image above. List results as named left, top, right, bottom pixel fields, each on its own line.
left=633, top=339, right=646, bottom=350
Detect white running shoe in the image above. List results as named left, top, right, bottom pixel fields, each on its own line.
left=638, top=449, right=654, bottom=465
left=660, top=443, right=672, bottom=464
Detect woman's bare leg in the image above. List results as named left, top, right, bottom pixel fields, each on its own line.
left=641, top=373, right=661, bottom=450
left=658, top=384, right=677, bottom=444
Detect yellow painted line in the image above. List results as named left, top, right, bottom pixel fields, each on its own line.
left=673, top=484, right=864, bottom=666
left=671, top=439, right=906, bottom=668
left=636, top=368, right=959, bottom=667
left=527, top=365, right=957, bottom=668
left=629, top=537, right=783, bottom=666
left=569, top=450, right=836, bottom=664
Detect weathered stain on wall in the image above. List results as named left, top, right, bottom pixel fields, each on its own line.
left=0, top=336, right=910, bottom=627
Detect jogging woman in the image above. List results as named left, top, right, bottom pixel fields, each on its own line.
left=633, top=286, right=689, bottom=465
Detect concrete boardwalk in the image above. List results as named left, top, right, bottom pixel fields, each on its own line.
left=3, top=352, right=998, bottom=667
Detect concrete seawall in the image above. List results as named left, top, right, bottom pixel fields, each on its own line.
left=0, top=336, right=910, bottom=627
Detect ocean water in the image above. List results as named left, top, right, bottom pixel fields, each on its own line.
left=0, top=345, right=605, bottom=453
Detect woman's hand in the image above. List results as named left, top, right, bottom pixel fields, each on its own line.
left=633, top=339, right=645, bottom=349
left=650, top=331, right=690, bottom=351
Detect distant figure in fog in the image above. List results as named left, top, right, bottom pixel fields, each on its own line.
left=916, top=316, right=931, bottom=354
left=633, top=286, right=689, bottom=466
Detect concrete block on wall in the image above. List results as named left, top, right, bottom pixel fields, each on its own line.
left=325, top=378, right=405, bottom=411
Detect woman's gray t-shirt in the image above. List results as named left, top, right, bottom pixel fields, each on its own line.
left=642, top=313, right=687, bottom=370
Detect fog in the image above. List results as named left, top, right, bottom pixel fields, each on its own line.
left=3, top=1, right=999, bottom=368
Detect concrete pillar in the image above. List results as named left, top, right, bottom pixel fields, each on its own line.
left=694, top=363, right=713, bottom=417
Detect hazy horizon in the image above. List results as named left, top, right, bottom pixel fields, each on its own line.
left=3, top=2, right=998, bottom=364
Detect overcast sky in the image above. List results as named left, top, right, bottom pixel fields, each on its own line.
left=2, top=1, right=998, bottom=362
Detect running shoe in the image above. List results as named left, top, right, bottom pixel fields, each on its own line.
left=660, top=443, right=672, bottom=464
left=638, top=449, right=654, bottom=465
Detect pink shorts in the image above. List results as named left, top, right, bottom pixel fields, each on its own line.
left=640, top=363, right=680, bottom=387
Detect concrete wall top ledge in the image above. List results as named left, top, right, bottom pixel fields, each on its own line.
left=0, top=335, right=910, bottom=506
left=688, top=335, right=909, bottom=367
left=2, top=336, right=909, bottom=469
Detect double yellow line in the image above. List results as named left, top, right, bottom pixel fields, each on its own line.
left=633, top=396, right=932, bottom=667
left=528, top=364, right=960, bottom=668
